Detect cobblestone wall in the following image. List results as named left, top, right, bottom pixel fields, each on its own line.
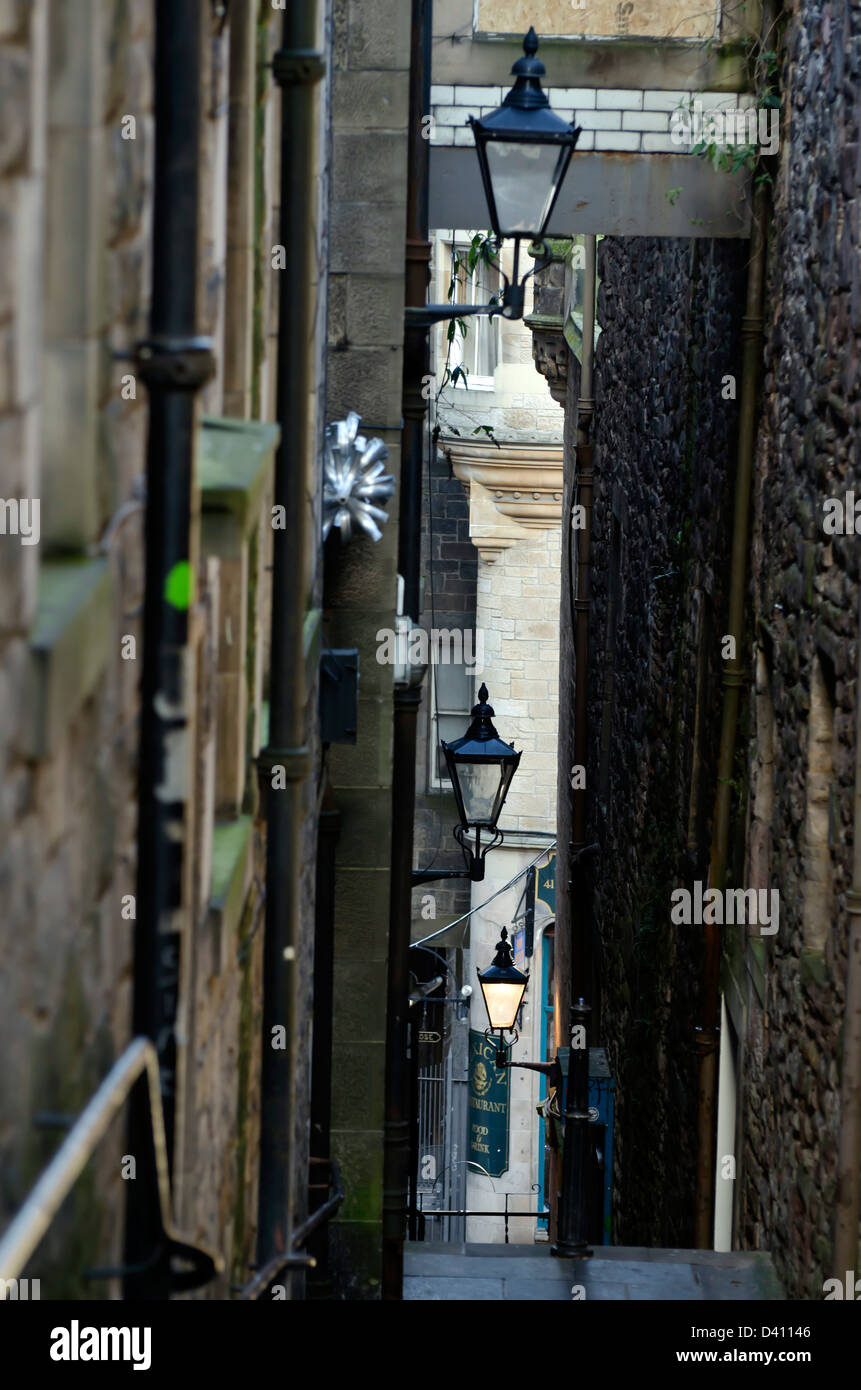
left=576, top=233, right=746, bottom=1248
left=735, top=0, right=861, bottom=1298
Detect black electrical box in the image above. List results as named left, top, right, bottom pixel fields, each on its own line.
left=320, top=649, right=359, bottom=744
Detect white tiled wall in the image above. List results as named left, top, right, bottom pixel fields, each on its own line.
left=430, top=86, right=755, bottom=154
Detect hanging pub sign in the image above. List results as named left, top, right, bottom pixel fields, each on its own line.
left=536, top=850, right=556, bottom=916
left=468, top=1030, right=510, bottom=1177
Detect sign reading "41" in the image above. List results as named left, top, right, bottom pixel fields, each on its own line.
left=536, top=850, right=555, bottom=915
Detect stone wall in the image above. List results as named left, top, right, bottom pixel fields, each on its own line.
left=561, top=0, right=861, bottom=1294
left=0, top=0, right=289, bottom=1299
left=0, top=0, right=151, bottom=1296
left=323, top=0, right=410, bottom=1298
left=430, top=82, right=754, bottom=155
left=730, top=0, right=861, bottom=1298
left=574, top=232, right=746, bottom=1248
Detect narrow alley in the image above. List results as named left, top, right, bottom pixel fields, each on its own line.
left=0, top=0, right=858, bottom=1365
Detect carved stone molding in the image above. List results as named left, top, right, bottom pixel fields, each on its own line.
left=525, top=239, right=571, bottom=406
left=442, top=438, right=564, bottom=556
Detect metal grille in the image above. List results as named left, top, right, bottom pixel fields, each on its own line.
left=413, top=991, right=468, bottom=1242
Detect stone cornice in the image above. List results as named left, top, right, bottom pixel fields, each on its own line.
left=441, top=438, right=564, bottom=548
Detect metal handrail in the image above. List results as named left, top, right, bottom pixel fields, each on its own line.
left=0, top=1037, right=221, bottom=1293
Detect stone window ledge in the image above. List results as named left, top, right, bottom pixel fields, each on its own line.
left=199, top=414, right=280, bottom=551
left=199, top=415, right=280, bottom=818
left=23, top=556, right=112, bottom=760
left=208, top=815, right=253, bottom=976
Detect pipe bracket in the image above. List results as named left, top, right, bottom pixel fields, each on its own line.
left=272, top=49, right=326, bottom=86
left=694, top=1026, right=720, bottom=1057
left=257, top=746, right=313, bottom=782
left=135, top=337, right=215, bottom=392
left=846, top=889, right=861, bottom=916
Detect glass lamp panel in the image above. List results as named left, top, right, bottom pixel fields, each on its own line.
left=481, top=978, right=527, bottom=1031
left=455, top=758, right=505, bottom=824
left=485, top=141, right=563, bottom=236
left=489, top=759, right=517, bottom=823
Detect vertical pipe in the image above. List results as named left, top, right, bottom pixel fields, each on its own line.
left=384, top=682, right=422, bottom=1295
left=407, top=1010, right=421, bottom=1241
left=833, top=585, right=861, bottom=1278
left=224, top=0, right=257, bottom=418
left=125, top=0, right=213, bottom=1300
left=695, top=181, right=768, bottom=1248
left=308, top=799, right=341, bottom=1288
left=553, top=235, right=596, bottom=1254
left=555, top=234, right=597, bottom=1052
left=257, top=3, right=324, bottom=1268
left=571, top=234, right=597, bottom=993
left=382, top=0, right=431, bottom=1300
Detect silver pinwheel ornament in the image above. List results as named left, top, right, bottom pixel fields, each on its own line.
left=322, top=412, right=396, bottom=543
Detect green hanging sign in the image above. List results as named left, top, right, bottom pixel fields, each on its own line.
left=468, top=1030, right=510, bottom=1178
left=536, top=850, right=556, bottom=915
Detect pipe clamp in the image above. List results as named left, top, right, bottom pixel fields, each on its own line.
left=272, top=49, right=326, bottom=86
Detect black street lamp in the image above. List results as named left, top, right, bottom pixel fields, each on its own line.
left=478, top=927, right=529, bottom=1036
left=476, top=929, right=590, bottom=1256
left=478, top=927, right=561, bottom=1074
left=412, top=682, right=520, bottom=886
left=443, top=683, right=521, bottom=882
left=406, top=28, right=580, bottom=328
left=470, top=28, right=579, bottom=241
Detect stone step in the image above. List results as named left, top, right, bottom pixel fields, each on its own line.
left=403, top=1242, right=784, bottom=1301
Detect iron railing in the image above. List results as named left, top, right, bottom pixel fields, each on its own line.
left=0, top=1038, right=220, bottom=1298
left=0, top=1040, right=345, bottom=1301
left=416, top=1192, right=546, bottom=1245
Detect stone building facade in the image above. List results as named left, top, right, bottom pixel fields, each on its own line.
left=407, top=222, right=565, bottom=1243
left=0, top=0, right=323, bottom=1298
left=0, top=0, right=159, bottom=1296
left=321, top=0, right=410, bottom=1297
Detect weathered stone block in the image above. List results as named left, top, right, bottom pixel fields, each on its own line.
left=345, top=273, right=405, bottom=348
left=332, top=69, right=409, bottom=131
left=347, top=0, right=410, bottom=71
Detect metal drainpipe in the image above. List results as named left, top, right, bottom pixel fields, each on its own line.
left=308, top=796, right=342, bottom=1292
left=695, top=179, right=769, bottom=1248
left=256, top=5, right=325, bottom=1270
left=124, top=0, right=214, bottom=1301
left=553, top=234, right=597, bottom=1256
left=833, top=584, right=861, bottom=1279
left=223, top=0, right=257, bottom=419
left=382, top=0, right=431, bottom=1301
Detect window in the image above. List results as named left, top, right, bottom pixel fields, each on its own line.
left=440, top=236, right=500, bottom=390
left=428, top=657, right=474, bottom=790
